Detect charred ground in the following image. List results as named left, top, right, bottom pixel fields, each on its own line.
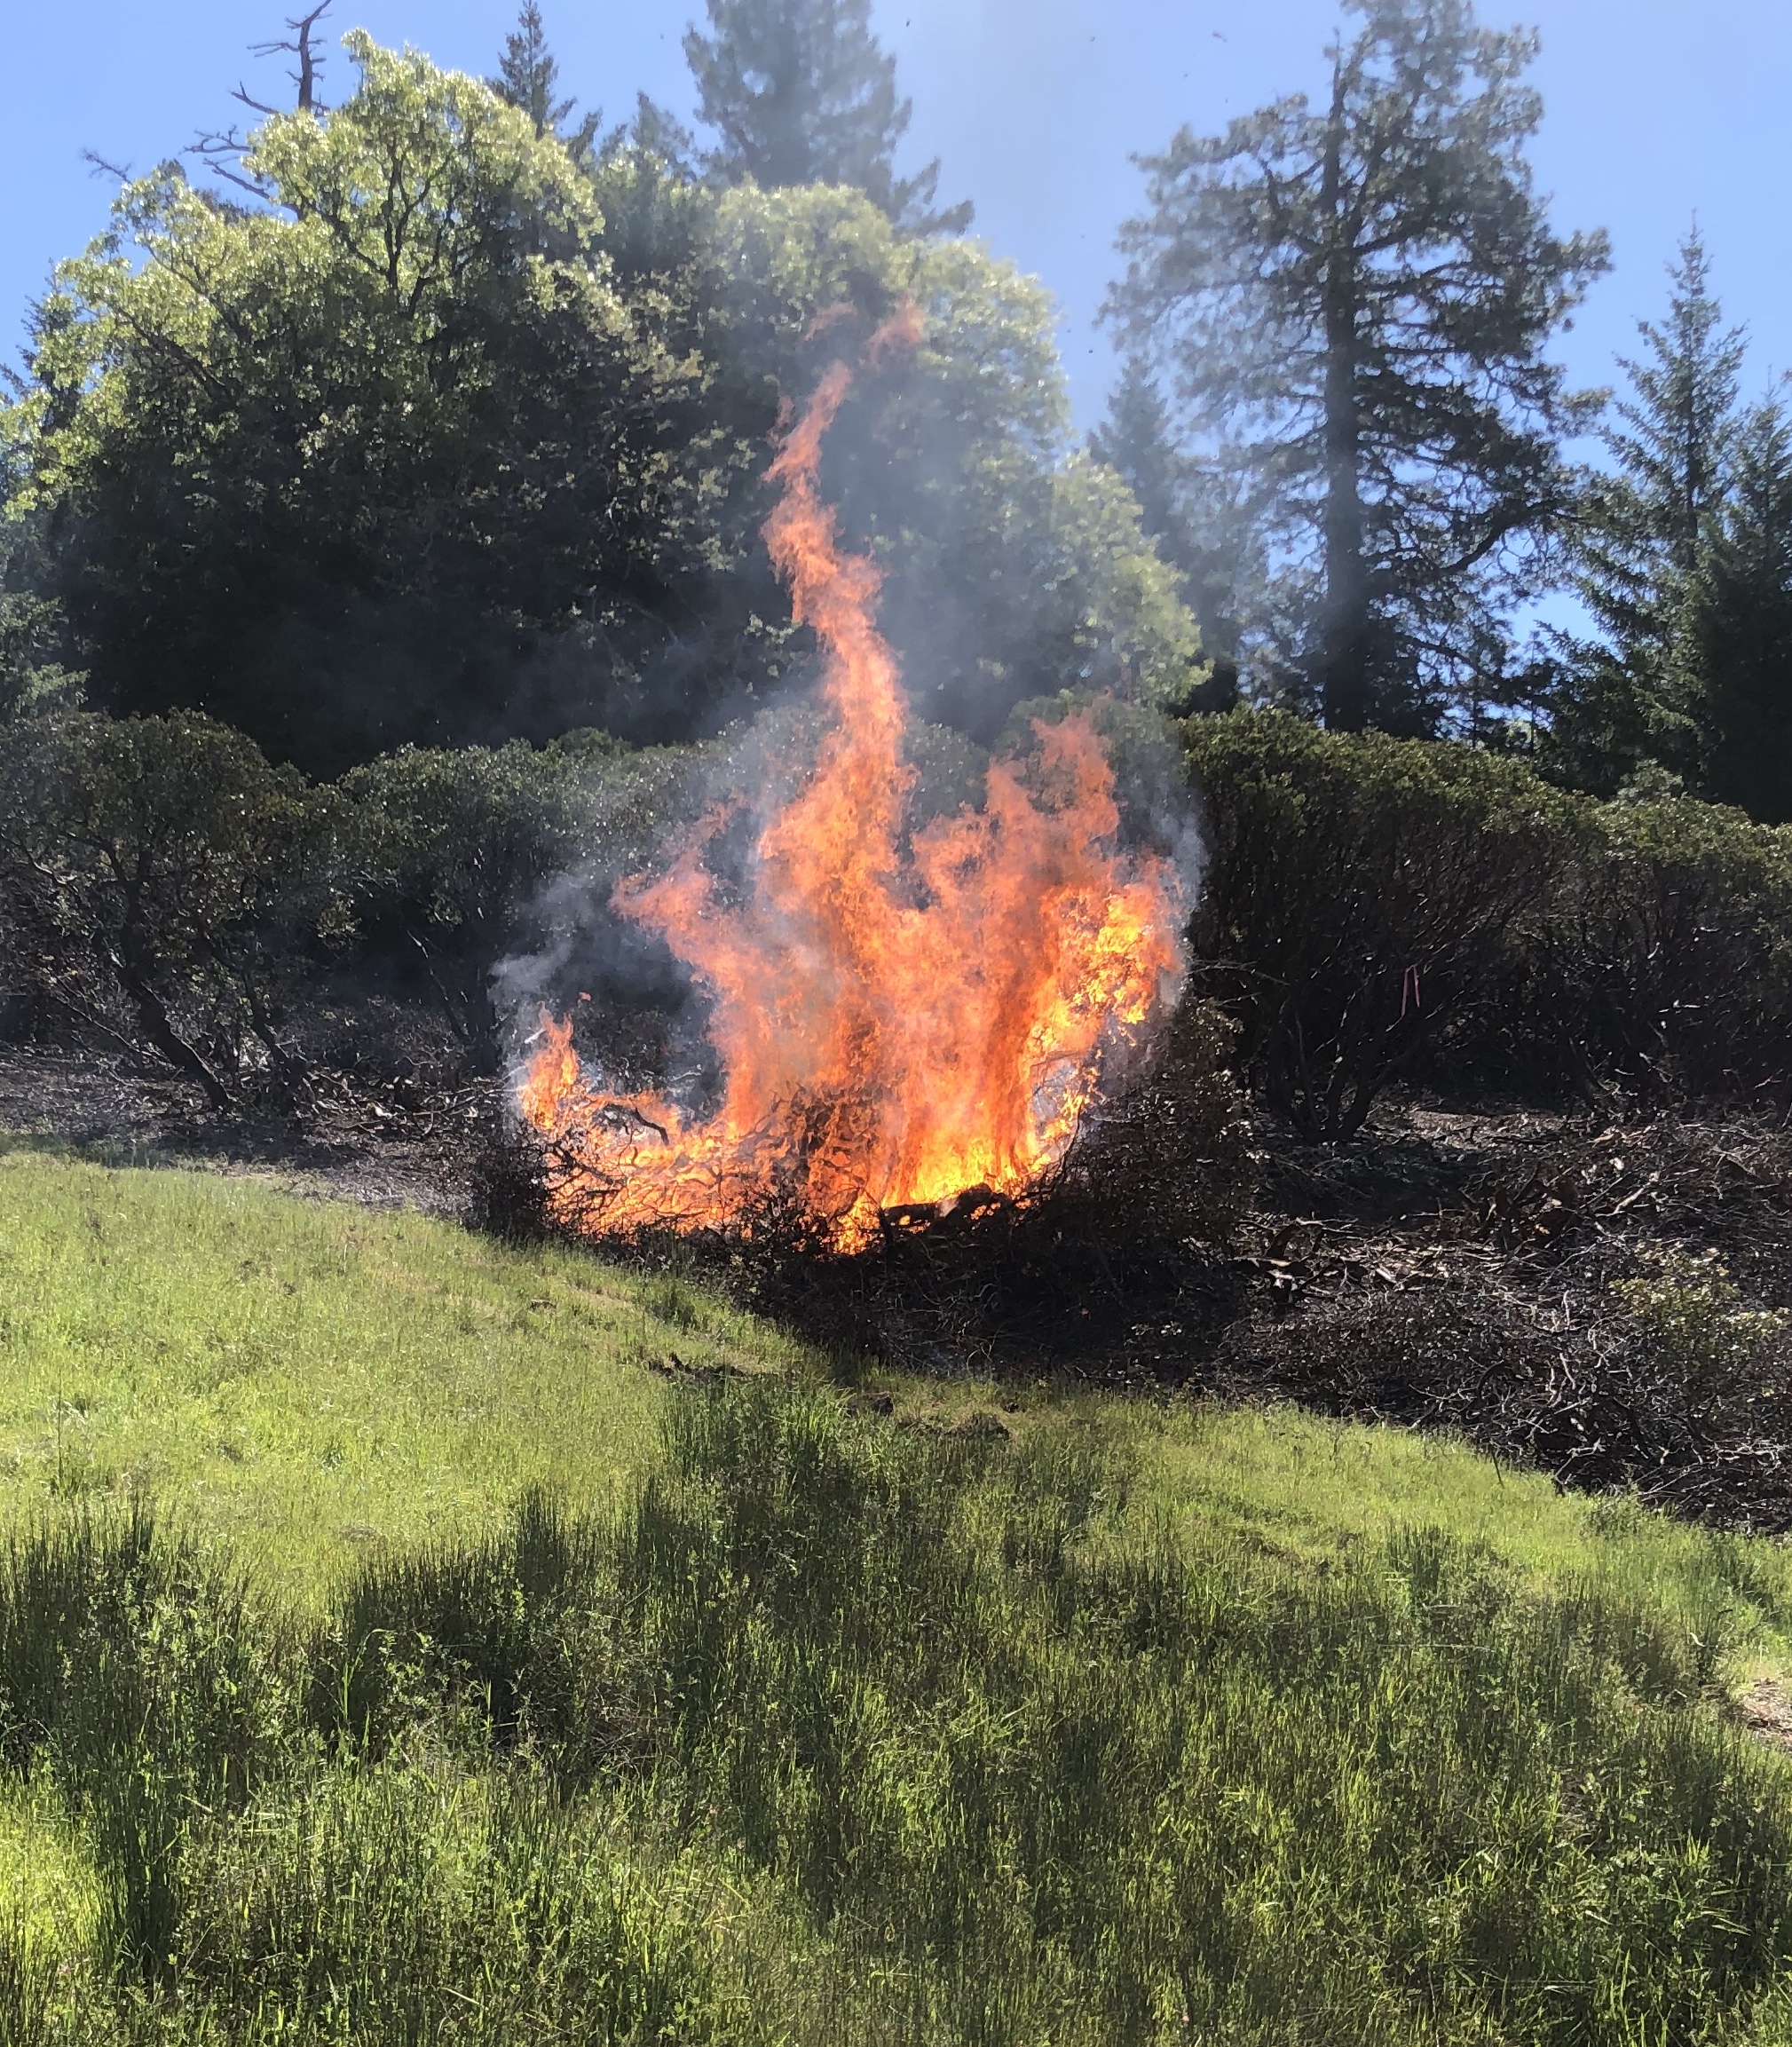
left=17, top=1013, right=1792, bottom=1534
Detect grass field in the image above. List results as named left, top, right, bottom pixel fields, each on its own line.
left=0, top=1142, right=808, bottom=1588
left=9, top=1146, right=1792, bottom=2043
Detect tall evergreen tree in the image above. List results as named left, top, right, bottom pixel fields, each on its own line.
left=1091, top=360, right=1250, bottom=709
left=1547, top=233, right=1747, bottom=794
left=1108, top=0, right=1606, bottom=733
left=1697, top=397, right=1792, bottom=818
left=683, top=0, right=969, bottom=233
left=493, top=4, right=599, bottom=160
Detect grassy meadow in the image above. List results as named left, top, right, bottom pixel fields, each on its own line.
left=8, top=1148, right=1792, bottom=2041
left=0, top=1142, right=809, bottom=1589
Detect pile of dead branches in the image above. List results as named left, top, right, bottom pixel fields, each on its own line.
left=1208, top=1111, right=1792, bottom=1530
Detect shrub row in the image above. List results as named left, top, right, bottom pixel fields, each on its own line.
left=0, top=714, right=705, bottom=1095
left=1185, top=712, right=1792, bottom=1133
left=4, top=706, right=1792, bottom=1132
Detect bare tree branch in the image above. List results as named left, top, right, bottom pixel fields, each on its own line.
left=249, top=1, right=335, bottom=114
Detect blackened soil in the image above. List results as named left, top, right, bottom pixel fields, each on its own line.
left=11, top=1029, right=1792, bottom=1529
left=1171, top=1099, right=1792, bottom=1529
left=0, top=1023, right=502, bottom=1217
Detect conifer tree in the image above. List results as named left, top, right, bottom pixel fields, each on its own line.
left=493, top=3, right=599, bottom=160
left=683, top=0, right=969, bottom=233
left=1109, top=0, right=1606, bottom=733
left=1696, top=398, right=1792, bottom=818
left=1548, top=233, right=1747, bottom=794
left=1091, top=360, right=1249, bottom=709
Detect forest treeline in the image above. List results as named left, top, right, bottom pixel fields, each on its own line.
left=5, top=0, right=1788, bottom=801
left=4, top=0, right=1792, bottom=1122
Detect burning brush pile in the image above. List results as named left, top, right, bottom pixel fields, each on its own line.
left=510, top=309, right=1250, bottom=1353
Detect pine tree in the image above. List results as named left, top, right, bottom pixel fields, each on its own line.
left=1091, top=360, right=1248, bottom=710
left=683, top=0, right=969, bottom=233
left=1109, top=0, right=1606, bottom=733
left=1548, top=233, right=1746, bottom=794
left=493, top=3, right=599, bottom=160
left=1697, top=397, right=1792, bottom=818
left=614, top=92, right=696, bottom=175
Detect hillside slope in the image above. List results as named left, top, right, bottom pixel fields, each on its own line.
left=0, top=1144, right=805, bottom=1586
left=8, top=1150, right=1792, bottom=2043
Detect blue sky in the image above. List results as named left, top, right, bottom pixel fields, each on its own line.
left=2, top=0, right=1788, bottom=434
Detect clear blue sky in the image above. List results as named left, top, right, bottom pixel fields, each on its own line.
left=2, top=0, right=1788, bottom=432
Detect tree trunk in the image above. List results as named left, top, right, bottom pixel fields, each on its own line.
left=1318, top=61, right=1371, bottom=732
left=114, top=866, right=234, bottom=1112
left=114, top=950, right=233, bottom=1111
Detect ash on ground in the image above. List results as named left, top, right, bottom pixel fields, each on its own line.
left=14, top=1016, right=1792, bottom=1532
left=0, top=1004, right=501, bottom=1215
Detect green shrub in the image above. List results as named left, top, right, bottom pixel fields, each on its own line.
left=337, top=734, right=704, bottom=1065
left=0, top=715, right=706, bottom=1087
left=1184, top=711, right=1588, bottom=1134
left=1185, top=711, right=1792, bottom=1124
left=1613, top=1248, right=1791, bottom=1403
left=1572, top=797, right=1792, bottom=1101
left=0, top=713, right=338, bottom=1104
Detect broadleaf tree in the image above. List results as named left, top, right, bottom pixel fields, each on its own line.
left=684, top=0, right=971, bottom=233
left=3, top=43, right=1195, bottom=769
left=5, top=36, right=733, bottom=771
left=1108, top=0, right=1608, bottom=734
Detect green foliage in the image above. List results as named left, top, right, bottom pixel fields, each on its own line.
left=0, top=704, right=702, bottom=1084
left=0, top=595, right=83, bottom=724
left=1186, top=710, right=1586, bottom=1134
left=1090, top=358, right=1250, bottom=711
left=1548, top=233, right=1750, bottom=799
left=1548, top=236, right=1792, bottom=825
left=1188, top=711, right=1792, bottom=1120
left=707, top=185, right=1204, bottom=736
left=490, top=2, right=601, bottom=158
left=0, top=714, right=336, bottom=1105
left=338, top=733, right=703, bottom=1061
left=10, top=1372, right=1792, bottom=2041
left=1110, top=0, right=1607, bottom=732
left=1696, top=400, right=1792, bottom=820
left=1559, top=794, right=1792, bottom=1101
left=684, top=0, right=970, bottom=233
left=16, top=36, right=724, bottom=772
left=1614, top=1248, right=1790, bottom=1403
left=5, top=41, right=1188, bottom=771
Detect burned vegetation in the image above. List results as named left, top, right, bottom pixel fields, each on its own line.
left=13, top=691, right=1792, bottom=1534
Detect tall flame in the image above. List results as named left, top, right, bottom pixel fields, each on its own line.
left=518, top=307, right=1187, bottom=1251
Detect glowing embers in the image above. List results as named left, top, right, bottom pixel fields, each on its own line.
left=517, top=309, right=1186, bottom=1251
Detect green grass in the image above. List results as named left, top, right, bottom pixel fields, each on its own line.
left=11, top=1148, right=1792, bottom=2043
left=5, top=1147, right=1784, bottom=1657
left=0, top=1145, right=804, bottom=1591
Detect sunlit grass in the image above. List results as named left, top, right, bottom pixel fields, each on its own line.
left=0, top=1770, right=99, bottom=1964
left=6, top=1142, right=1791, bottom=1675
left=10, top=1148, right=1792, bottom=2040
left=0, top=1146, right=804, bottom=1594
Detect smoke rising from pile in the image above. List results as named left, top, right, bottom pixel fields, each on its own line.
left=516, top=305, right=1191, bottom=1251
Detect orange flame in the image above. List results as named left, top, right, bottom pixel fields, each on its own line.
left=517, top=308, right=1187, bottom=1251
